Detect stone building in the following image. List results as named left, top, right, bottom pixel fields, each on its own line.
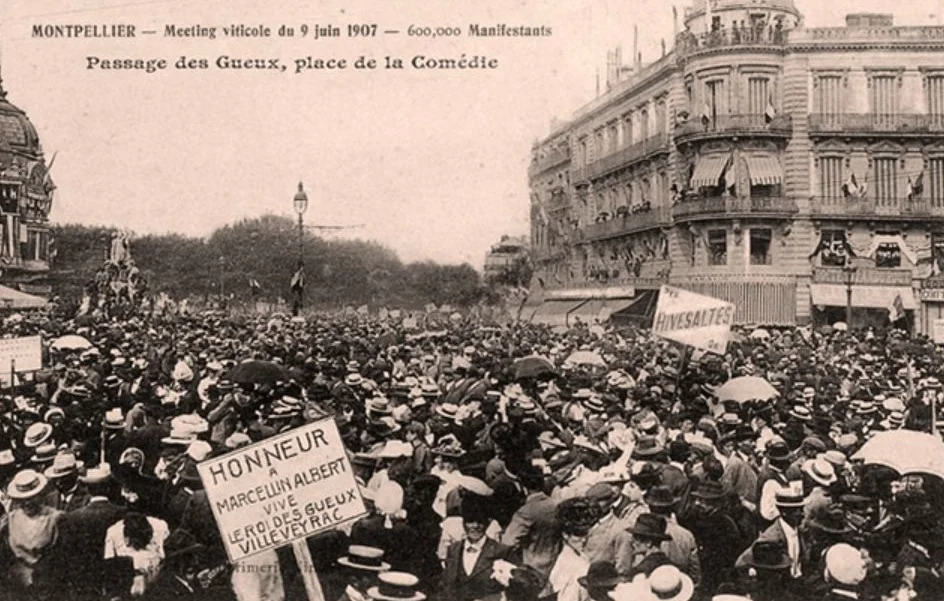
left=528, top=0, right=944, bottom=334
left=0, top=74, right=54, bottom=294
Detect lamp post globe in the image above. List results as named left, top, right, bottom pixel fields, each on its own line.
left=293, top=182, right=309, bottom=216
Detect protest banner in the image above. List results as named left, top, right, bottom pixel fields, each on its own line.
left=652, top=285, right=735, bottom=355
left=0, top=336, right=41, bottom=386
left=198, top=418, right=367, bottom=600
left=933, top=318, right=944, bottom=344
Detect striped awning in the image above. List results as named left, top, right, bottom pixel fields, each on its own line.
left=809, top=284, right=918, bottom=310
left=691, top=154, right=731, bottom=189
left=745, top=155, right=783, bottom=186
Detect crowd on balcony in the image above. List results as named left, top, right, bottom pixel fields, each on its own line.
left=677, top=16, right=786, bottom=54
left=594, top=202, right=653, bottom=224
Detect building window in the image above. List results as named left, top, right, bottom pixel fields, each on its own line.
left=623, top=115, right=633, bottom=147
left=747, top=77, right=770, bottom=123
left=819, top=229, right=850, bottom=267
left=580, top=139, right=588, bottom=166
left=815, top=75, right=843, bottom=124
left=875, top=242, right=902, bottom=268
left=655, top=100, right=667, bottom=135
left=638, top=108, right=649, bottom=140
left=705, top=80, right=724, bottom=129
left=609, top=124, right=619, bottom=153
left=930, top=158, right=944, bottom=208
left=874, top=158, right=898, bottom=205
left=929, top=76, right=944, bottom=127
left=750, top=228, right=773, bottom=265
left=870, top=75, right=899, bottom=128
left=819, top=156, right=844, bottom=200
left=708, top=229, right=727, bottom=265
left=689, top=231, right=696, bottom=266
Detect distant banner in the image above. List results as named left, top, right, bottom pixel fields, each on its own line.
left=198, top=418, right=367, bottom=563
left=0, top=336, right=41, bottom=385
left=652, top=285, right=735, bottom=355
left=933, top=319, right=944, bottom=344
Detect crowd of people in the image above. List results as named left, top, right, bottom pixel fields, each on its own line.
left=0, top=309, right=940, bottom=601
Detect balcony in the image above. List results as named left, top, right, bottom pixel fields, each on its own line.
left=571, top=165, right=590, bottom=186
left=585, top=135, right=671, bottom=181
left=672, top=196, right=799, bottom=221
left=675, top=29, right=787, bottom=60
left=529, top=148, right=571, bottom=177
left=579, top=207, right=670, bottom=242
left=810, top=196, right=944, bottom=220
left=813, top=266, right=912, bottom=287
left=809, top=114, right=944, bottom=137
left=547, top=190, right=570, bottom=212
left=789, top=26, right=944, bottom=49
left=675, top=114, right=793, bottom=144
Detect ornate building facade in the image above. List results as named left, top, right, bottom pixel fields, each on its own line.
left=0, top=76, right=54, bottom=293
left=528, top=0, right=944, bottom=333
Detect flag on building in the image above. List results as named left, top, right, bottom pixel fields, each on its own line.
left=764, top=95, right=777, bottom=123
left=290, top=266, right=304, bottom=292
left=888, top=293, right=905, bottom=323
left=701, top=102, right=712, bottom=127
left=908, top=170, right=925, bottom=200
left=842, top=173, right=859, bottom=198
left=249, top=278, right=262, bottom=296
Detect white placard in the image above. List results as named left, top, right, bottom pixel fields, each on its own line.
left=198, top=418, right=367, bottom=562
left=652, top=285, right=735, bottom=355
left=0, top=336, right=41, bottom=385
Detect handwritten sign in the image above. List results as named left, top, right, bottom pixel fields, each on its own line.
left=0, top=336, right=41, bottom=385
left=652, top=285, right=735, bottom=355
left=198, top=418, right=367, bottom=562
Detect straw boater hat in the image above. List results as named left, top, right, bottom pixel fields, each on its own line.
left=338, top=545, right=391, bottom=572
left=647, top=565, right=694, bottom=601
left=31, top=443, right=57, bottom=465
left=22, top=422, right=53, bottom=449
left=103, top=408, right=125, bottom=430
left=45, top=452, right=84, bottom=479
left=7, top=469, right=48, bottom=500
left=802, top=457, right=837, bottom=488
left=367, top=572, right=426, bottom=601
left=435, top=403, right=459, bottom=421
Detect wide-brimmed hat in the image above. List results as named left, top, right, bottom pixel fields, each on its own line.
left=572, top=388, right=593, bottom=400
left=368, top=397, right=393, bottom=416
left=79, top=464, right=112, bottom=485
left=430, top=439, right=465, bottom=459
left=103, top=375, right=122, bottom=389
left=824, top=543, right=867, bottom=586
left=23, top=422, right=53, bottom=448
left=644, top=486, right=679, bottom=509
left=577, top=561, right=621, bottom=590
left=626, top=513, right=671, bottom=542
left=103, top=408, right=125, bottom=430
left=691, top=481, right=725, bottom=501
left=648, top=565, right=694, bottom=601
left=807, top=506, right=852, bottom=535
left=766, top=440, right=792, bottom=462
left=367, top=571, right=426, bottom=601
left=338, top=545, right=391, bottom=572
left=44, top=451, right=84, bottom=479
left=582, top=396, right=606, bottom=414
left=31, top=443, right=58, bottom=464
left=789, top=406, right=812, bottom=422
left=632, top=436, right=664, bottom=459
left=435, top=403, right=459, bottom=421
left=775, top=489, right=806, bottom=509
left=345, top=374, right=365, bottom=387
left=803, top=457, right=837, bottom=488
left=7, top=469, right=48, bottom=499
left=748, top=540, right=792, bottom=570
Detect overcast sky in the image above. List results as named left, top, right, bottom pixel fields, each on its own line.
left=2, top=0, right=941, bottom=267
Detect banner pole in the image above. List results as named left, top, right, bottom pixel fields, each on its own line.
left=9, top=358, right=14, bottom=391
left=292, top=540, right=326, bottom=601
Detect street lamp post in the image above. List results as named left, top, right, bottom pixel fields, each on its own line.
left=293, top=182, right=309, bottom=316
left=843, top=260, right=858, bottom=327
left=218, top=255, right=225, bottom=300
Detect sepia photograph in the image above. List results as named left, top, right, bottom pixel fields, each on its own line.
left=0, top=0, right=943, bottom=599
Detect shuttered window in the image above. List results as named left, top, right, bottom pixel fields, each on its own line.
left=874, top=158, right=898, bottom=206
left=638, top=109, right=649, bottom=141
left=928, top=76, right=944, bottom=129
left=748, top=77, right=769, bottom=123
left=929, top=158, right=944, bottom=208
left=706, top=81, right=724, bottom=128
left=815, top=76, right=843, bottom=125
left=870, top=76, right=898, bottom=129
left=819, top=157, right=844, bottom=200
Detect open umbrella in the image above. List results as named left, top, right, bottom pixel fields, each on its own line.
left=564, top=350, right=607, bottom=368
left=750, top=328, right=771, bottom=341
left=714, top=376, right=780, bottom=403
left=511, top=355, right=556, bottom=380
left=227, top=360, right=288, bottom=387
left=853, top=430, right=944, bottom=480
left=833, top=322, right=848, bottom=332
left=50, top=334, right=93, bottom=351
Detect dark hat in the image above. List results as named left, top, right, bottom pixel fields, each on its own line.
left=747, top=540, right=792, bottom=570
left=627, top=513, right=671, bottom=542
left=807, top=506, right=852, bottom=535
left=556, top=497, right=600, bottom=537
left=577, top=561, right=621, bottom=590
left=630, top=462, right=661, bottom=488
left=644, top=486, right=679, bottom=509
left=766, top=440, right=792, bottom=462
left=691, top=481, right=725, bottom=501
left=632, top=436, right=664, bottom=459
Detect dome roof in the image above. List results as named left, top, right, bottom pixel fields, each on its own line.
left=0, top=86, right=43, bottom=160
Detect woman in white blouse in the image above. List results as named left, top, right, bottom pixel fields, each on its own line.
left=104, top=511, right=170, bottom=596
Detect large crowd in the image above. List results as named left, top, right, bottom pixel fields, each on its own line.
left=0, top=309, right=940, bottom=601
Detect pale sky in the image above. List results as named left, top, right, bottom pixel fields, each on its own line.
left=2, top=0, right=942, bottom=267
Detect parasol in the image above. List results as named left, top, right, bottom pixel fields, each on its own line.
left=227, top=360, right=288, bottom=387
left=50, top=334, right=94, bottom=351
left=750, top=328, right=771, bottom=341
left=564, top=350, right=607, bottom=368
left=713, top=376, right=780, bottom=403
left=853, top=430, right=944, bottom=480
left=511, top=355, right=556, bottom=380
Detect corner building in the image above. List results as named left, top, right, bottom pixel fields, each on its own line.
left=528, top=0, right=944, bottom=334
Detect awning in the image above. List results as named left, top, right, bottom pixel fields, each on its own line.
left=598, top=298, right=636, bottom=321
left=809, top=284, right=918, bottom=310
left=691, top=154, right=730, bottom=189
left=568, top=298, right=608, bottom=324
left=0, top=285, right=47, bottom=309
left=745, top=155, right=783, bottom=186
left=530, top=299, right=586, bottom=328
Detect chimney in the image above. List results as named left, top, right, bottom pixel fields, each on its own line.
left=615, top=46, right=623, bottom=82
left=633, top=25, right=639, bottom=69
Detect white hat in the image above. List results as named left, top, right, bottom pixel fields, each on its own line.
left=172, top=360, right=194, bottom=383
left=802, top=457, right=837, bottom=487
left=374, top=481, right=404, bottom=518
left=7, top=469, right=48, bottom=500
left=825, top=543, right=867, bottom=586
left=378, top=440, right=412, bottom=459
left=186, top=440, right=213, bottom=462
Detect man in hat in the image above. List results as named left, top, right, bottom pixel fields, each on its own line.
left=821, top=543, right=868, bottom=600
left=719, top=426, right=759, bottom=510
left=756, top=440, right=793, bottom=526
left=684, top=481, right=746, bottom=596
left=737, top=489, right=809, bottom=588
left=501, top=467, right=561, bottom=580
left=441, top=499, right=510, bottom=601
left=45, top=451, right=89, bottom=512
left=646, top=486, right=700, bottom=585
left=577, top=561, right=622, bottom=601
left=583, top=482, right=634, bottom=576
left=336, top=545, right=392, bottom=601
left=626, top=513, right=674, bottom=577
